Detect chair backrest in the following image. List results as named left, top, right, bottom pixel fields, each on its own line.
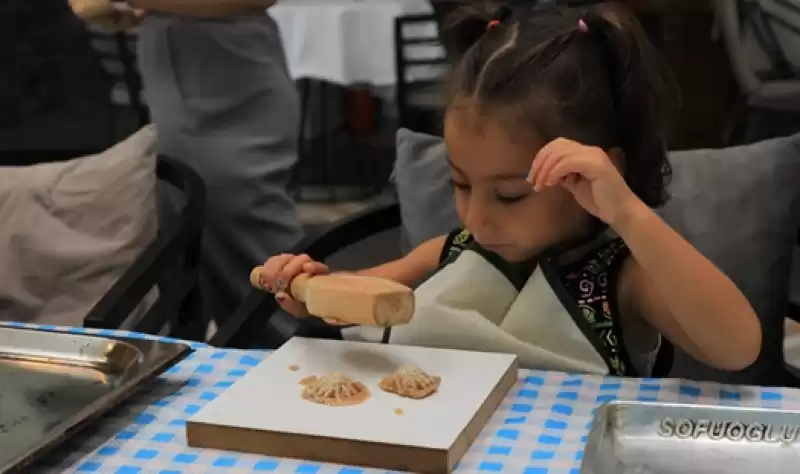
left=84, top=155, right=206, bottom=339
left=715, top=0, right=800, bottom=94
left=394, top=14, right=448, bottom=128
left=88, top=30, right=149, bottom=132
left=715, top=0, right=762, bottom=94
left=758, top=0, right=800, bottom=72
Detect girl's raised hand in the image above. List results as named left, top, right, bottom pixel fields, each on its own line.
left=528, top=138, right=640, bottom=227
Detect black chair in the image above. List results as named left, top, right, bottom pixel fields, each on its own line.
left=394, top=14, right=449, bottom=135
left=716, top=0, right=800, bottom=145
left=210, top=201, right=402, bottom=349
left=83, top=154, right=206, bottom=339
left=88, top=30, right=149, bottom=140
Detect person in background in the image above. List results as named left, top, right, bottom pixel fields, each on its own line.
left=257, top=3, right=761, bottom=377
left=111, top=0, right=304, bottom=328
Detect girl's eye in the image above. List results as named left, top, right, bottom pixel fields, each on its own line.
left=496, top=194, right=527, bottom=204
left=450, top=179, right=470, bottom=191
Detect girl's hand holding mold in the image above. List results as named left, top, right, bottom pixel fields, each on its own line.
left=253, top=254, right=348, bottom=326
left=253, top=236, right=447, bottom=327
left=528, top=137, right=643, bottom=229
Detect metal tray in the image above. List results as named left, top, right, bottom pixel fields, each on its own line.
left=0, top=326, right=192, bottom=474
left=581, top=400, right=800, bottom=474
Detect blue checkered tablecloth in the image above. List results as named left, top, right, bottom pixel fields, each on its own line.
left=5, top=322, right=800, bottom=474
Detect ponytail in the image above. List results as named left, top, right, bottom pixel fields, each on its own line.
left=442, top=4, right=491, bottom=59
left=441, top=2, right=513, bottom=60
left=588, top=3, right=680, bottom=206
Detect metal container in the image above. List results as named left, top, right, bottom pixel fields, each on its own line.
left=0, top=326, right=191, bottom=473
left=581, top=400, right=800, bottom=474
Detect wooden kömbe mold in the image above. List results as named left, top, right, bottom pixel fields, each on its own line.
left=187, top=338, right=518, bottom=473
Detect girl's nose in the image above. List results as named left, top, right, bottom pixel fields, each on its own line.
left=464, top=205, right=492, bottom=243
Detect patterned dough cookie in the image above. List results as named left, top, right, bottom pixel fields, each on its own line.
left=379, top=365, right=441, bottom=399
left=300, top=372, right=371, bottom=407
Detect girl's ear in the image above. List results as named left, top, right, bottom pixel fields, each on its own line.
left=608, top=147, right=626, bottom=174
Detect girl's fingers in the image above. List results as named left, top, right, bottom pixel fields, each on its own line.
left=529, top=138, right=577, bottom=186
left=277, top=254, right=313, bottom=292
left=547, top=154, right=597, bottom=185
left=535, top=150, right=571, bottom=191
left=258, top=253, right=295, bottom=292
left=561, top=173, right=581, bottom=194
left=275, top=291, right=310, bottom=318
left=250, top=266, right=269, bottom=291
left=529, top=143, right=556, bottom=186
left=321, top=317, right=350, bottom=326
left=302, top=261, right=330, bottom=275
left=533, top=139, right=611, bottom=192
left=253, top=255, right=327, bottom=295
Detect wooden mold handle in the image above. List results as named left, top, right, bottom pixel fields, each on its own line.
left=249, top=266, right=268, bottom=291
left=249, top=267, right=414, bottom=327
left=288, top=273, right=311, bottom=303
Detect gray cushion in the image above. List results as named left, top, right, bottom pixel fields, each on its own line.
left=393, top=128, right=460, bottom=254
left=660, top=139, right=800, bottom=385
left=394, top=128, right=800, bottom=385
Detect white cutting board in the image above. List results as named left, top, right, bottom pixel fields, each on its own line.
left=187, top=337, right=518, bottom=472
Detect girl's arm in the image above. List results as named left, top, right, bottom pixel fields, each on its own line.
left=266, top=235, right=447, bottom=318
left=348, top=235, right=447, bottom=287
left=128, top=0, right=276, bottom=18
left=616, top=200, right=761, bottom=371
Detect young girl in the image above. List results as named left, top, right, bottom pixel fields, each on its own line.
left=255, top=3, right=761, bottom=377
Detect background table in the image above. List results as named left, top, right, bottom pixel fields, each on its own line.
left=11, top=321, right=800, bottom=474
left=270, top=0, right=434, bottom=86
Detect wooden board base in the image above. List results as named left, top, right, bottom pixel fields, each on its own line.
left=186, top=338, right=519, bottom=473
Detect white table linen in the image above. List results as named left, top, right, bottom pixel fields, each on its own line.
left=270, top=0, right=436, bottom=86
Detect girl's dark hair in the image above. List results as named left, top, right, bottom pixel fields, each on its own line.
left=443, top=2, right=679, bottom=207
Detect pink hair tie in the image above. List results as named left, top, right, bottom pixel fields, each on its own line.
left=578, top=18, right=589, bottom=33
left=486, top=19, right=501, bottom=30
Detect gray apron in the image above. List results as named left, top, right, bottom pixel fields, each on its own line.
left=137, top=12, right=304, bottom=324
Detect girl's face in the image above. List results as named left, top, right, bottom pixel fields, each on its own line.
left=444, top=108, right=591, bottom=262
